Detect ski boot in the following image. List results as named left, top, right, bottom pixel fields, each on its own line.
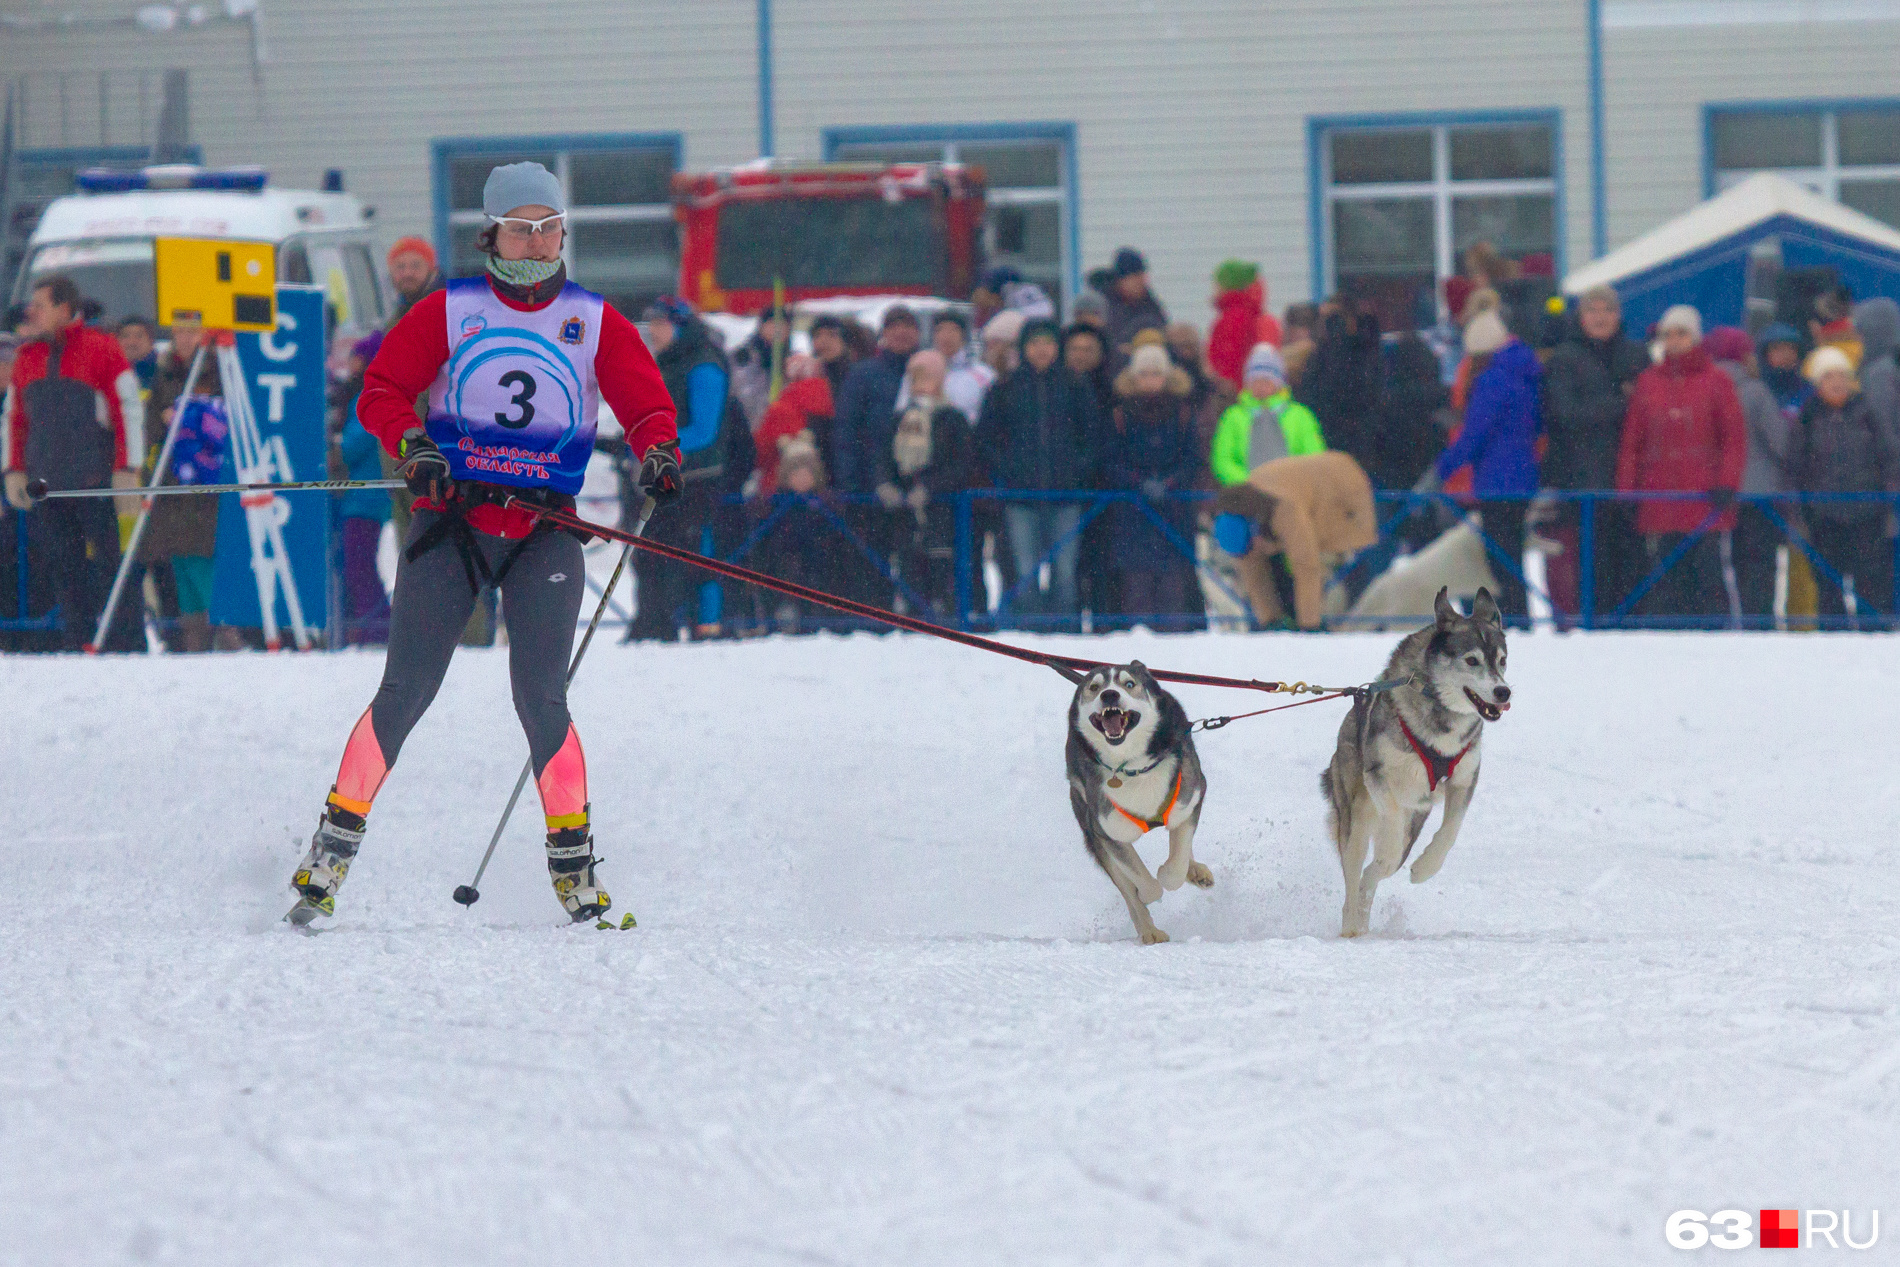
left=286, top=792, right=366, bottom=927
left=546, top=811, right=611, bottom=924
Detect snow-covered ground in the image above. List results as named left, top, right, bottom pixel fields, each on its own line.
left=2, top=630, right=1896, bottom=1264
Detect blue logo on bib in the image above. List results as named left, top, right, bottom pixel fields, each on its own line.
left=438, top=325, right=591, bottom=493
left=559, top=316, right=586, bottom=345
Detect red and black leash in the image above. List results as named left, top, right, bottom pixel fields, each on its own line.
left=509, top=497, right=1402, bottom=712
left=1190, top=690, right=1356, bottom=733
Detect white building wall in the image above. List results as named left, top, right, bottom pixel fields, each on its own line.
left=1604, top=15, right=1900, bottom=251
left=8, top=2, right=1891, bottom=323
left=775, top=0, right=1592, bottom=319
left=0, top=1, right=758, bottom=255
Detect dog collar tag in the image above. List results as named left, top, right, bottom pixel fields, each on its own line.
left=1107, top=776, right=1123, bottom=788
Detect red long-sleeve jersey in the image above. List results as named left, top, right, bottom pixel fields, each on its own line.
left=357, top=280, right=676, bottom=539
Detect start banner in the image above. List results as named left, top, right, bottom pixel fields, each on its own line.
left=209, top=285, right=330, bottom=633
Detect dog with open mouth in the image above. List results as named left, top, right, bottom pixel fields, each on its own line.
left=1320, top=586, right=1512, bottom=937
left=1065, top=661, right=1212, bottom=944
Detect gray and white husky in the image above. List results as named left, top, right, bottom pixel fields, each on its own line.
left=1066, top=662, right=1213, bottom=944
left=1321, top=587, right=1512, bottom=937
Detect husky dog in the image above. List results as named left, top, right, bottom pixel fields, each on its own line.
left=1066, top=662, right=1213, bottom=944
left=1321, top=586, right=1511, bottom=937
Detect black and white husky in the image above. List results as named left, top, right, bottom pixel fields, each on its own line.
left=1321, top=587, right=1512, bottom=937
left=1066, top=662, right=1213, bottom=944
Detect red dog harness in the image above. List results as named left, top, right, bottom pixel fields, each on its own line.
left=1397, top=717, right=1473, bottom=793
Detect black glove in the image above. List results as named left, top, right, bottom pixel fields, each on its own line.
left=398, top=429, right=453, bottom=501
left=638, top=442, right=683, bottom=503
left=1707, top=487, right=1736, bottom=514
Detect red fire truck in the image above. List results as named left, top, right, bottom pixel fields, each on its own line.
left=673, top=161, right=987, bottom=315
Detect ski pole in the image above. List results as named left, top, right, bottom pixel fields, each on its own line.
left=453, top=493, right=655, bottom=908
left=29, top=476, right=406, bottom=501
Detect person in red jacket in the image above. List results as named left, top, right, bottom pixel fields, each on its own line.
left=1, top=274, right=146, bottom=651
left=287, top=161, right=680, bottom=928
left=747, top=354, right=837, bottom=634
left=752, top=354, right=833, bottom=496
left=1206, top=261, right=1283, bottom=390
left=1615, top=304, right=1746, bottom=622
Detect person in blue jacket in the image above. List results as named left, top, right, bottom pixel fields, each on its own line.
left=1430, top=309, right=1543, bottom=623
left=624, top=297, right=750, bottom=641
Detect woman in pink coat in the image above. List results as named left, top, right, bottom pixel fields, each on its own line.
left=1615, top=305, right=1746, bottom=621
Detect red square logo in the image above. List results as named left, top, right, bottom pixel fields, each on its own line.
left=1761, top=1209, right=1800, bottom=1249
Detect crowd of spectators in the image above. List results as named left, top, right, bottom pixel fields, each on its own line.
left=5, top=234, right=1896, bottom=650
left=1528, top=283, right=1898, bottom=629
left=636, top=242, right=1896, bottom=636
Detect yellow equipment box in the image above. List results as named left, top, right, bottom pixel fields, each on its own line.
left=155, top=238, right=278, bottom=332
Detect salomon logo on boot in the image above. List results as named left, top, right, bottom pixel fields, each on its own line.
left=286, top=793, right=367, bottom=926
left=546, top=817, right=610, bottom=923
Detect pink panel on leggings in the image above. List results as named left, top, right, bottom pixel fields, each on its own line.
left=334, top=708, right=390, bottom=805
left=536, top=725, right=589, bottom=819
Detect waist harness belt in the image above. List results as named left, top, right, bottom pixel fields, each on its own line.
left=404, top=484, right=586, bottom=596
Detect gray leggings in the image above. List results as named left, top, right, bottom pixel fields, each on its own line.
left=370, top=510, right=586, bottom=776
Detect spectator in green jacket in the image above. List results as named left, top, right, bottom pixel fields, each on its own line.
left=1210, top=343, right=1324, bottom=485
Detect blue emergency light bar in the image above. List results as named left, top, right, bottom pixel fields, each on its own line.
left=75, top=165, right=269, bottom=194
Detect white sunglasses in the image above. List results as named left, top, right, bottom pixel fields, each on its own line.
left=487, top=212, right=567, bottom=238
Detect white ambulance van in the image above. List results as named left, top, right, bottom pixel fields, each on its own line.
left=9, top=165, right=387, bottom=332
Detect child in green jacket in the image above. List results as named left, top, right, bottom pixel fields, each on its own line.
left=1210, top=343, right=1324, bottom=485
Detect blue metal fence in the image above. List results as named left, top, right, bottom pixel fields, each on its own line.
left=5, top=488, right=1896, bottom=645
left=705, top=488, right=1899, bottom=634
left=0, top=510, right=59, bottom=636
left=1351, top=489, right=1898, bottom=631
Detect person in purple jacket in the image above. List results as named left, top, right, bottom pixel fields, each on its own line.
left=1431, top=309, right=1543, bottom=623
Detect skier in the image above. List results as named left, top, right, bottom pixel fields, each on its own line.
left=288, top=162, right=680, bottom=926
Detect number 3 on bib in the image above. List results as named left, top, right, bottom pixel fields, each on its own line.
left=427, top=276, right=604, bottom=495
left=495, top=370, right=537, bottom=428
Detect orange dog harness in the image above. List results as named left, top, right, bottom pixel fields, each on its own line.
left=1109, top=769, right=1184, bottom=833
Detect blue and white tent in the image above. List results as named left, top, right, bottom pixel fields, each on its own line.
left=1563, top=174, right=1900, bottom=335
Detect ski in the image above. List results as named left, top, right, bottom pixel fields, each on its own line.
left=282, top=902, right=626, bottom=930
left=283, top=895, right=332, bottom=929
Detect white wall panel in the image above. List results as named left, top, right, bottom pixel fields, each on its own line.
left=6, top=1, right=1888, bottom=323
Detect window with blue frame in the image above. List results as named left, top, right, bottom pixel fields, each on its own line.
left=433, top=135, right=681, bottom=313
left=824, top=125, right=1076, bottom=311
left=1709, top=102, right=1900, bottom=230
left=1313, top=115, right=1561, bottom=330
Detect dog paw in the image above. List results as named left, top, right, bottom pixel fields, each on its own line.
left=1409, top=858, right=1442, bottom=884
left=1186, top=862, right=1214, bottom=888
left=1157, top=858, right=1189, bottom=891
left=1139, top=927, right=1171, bottom=945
